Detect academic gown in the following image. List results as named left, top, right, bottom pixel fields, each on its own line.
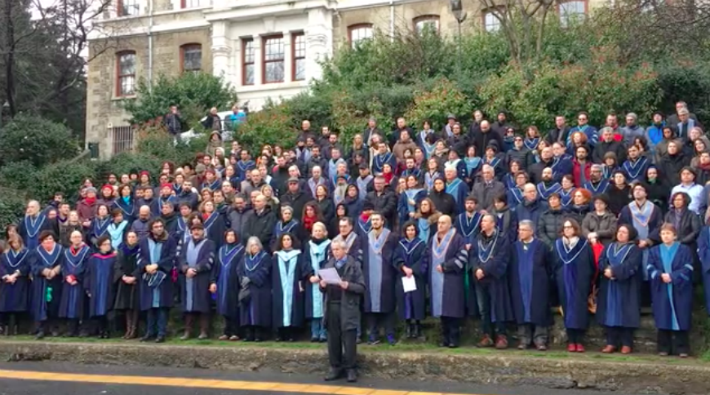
left=57, top=245, right=90, bottom=319
left=237, top=251, right=272, bottom=327
left=0, top=249, right=31, bottom=313
left=112, top=199, right=136, bottom=225
left=553, top=238, right=595, bottom=330
left=455, top=212, right=482, bottom=246
left=372, top=152, right=396, bottom=175
left=393, top=238, right=427, bottom=321
left=204, top=212, right=226, bottom=251
left=428, top=230, right=467, bottom=318
left=445, top=179, right=469, bottom=214
left=361, top=229, right=398, bottom=314
left=178, top=238, right=215, bottom=314
left=30, top=244, right=64, bottom=322
left=696, top=226, right=710, bottom=315
left=138, top=235, right=177, bottom=311
left=508, top=239, right=553, bottom=327
left=272, top=220, right=301, bottom=249
left=647, top=243, right=693, bottom=331
left=622, top=157, right=650, bottom=183
left=596, top=242, right=642, bottom=329
left=113, top=243, right=141, bottom=311
left=303, top=238, right=331, bottom=319
left=212, top=243, right=244, bottom=318
left=19, top=213, right=57, bottom=251
left=397, top=189, right=426, bottom=225
left=272, top=249, right=308, bottom=328
left=470, top=231, right=514, bottom=322
left=89, top=216, right=111, bottom=248
left=85, top=251, right=118, bottom=318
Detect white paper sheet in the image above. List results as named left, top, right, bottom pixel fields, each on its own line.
left=402, top=276, right=417, bottom=293
left=318, top=268, right=342, bottom=285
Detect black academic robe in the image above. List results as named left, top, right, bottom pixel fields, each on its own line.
left=553, top=238, right=595, bottom=330
left=508, top=239, right=552, bottom=327
left=647, top=243, right=693, bottom=331
left=393, top=238, right=427, bottom=321
left=697, top=226, right=710, bottom=316
left=0, top=249, right=31, bottom=313
left=19, top=213, right=57, bottom=251
left=57, top=245, right=90, bottom=319
left=178, top=238, right=215, bottom=314
left=204, top=212, right=226, bottom=251
left=428, top=231, right=467, bottom=318
left=303, top=238, right=331, bottom=320
left=272, top=249, right=308, bottom=328
left=597, top=243, right=642, bottom=329
left=30, top=244, right=64, bottom=322
left=113, top=243, right=141, bottom=311
left=138, top=234, right=177, bottom=311
left=361, top=229, right=398, bottom=314
left=237, top=251, right=272, bottom=327
left=85, top=251, right=118, bottom=318
left=470, top=231, right=514, bottom=323
left=212, top=243, right=244, bottom=318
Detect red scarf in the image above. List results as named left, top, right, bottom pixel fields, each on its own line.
left=382, top=171, right=394, bottom=185
left=302, top=214, right=317, bottom=231
left=84, top=197, right=96, bottom=205
left=360, top=212, right=371, bottom=223
left=202, top=212, right=210, bottom=221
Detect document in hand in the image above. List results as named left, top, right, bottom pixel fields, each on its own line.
left=402, top=276, right=417, bottom=292
left=318, top=268, right=342, bottom=285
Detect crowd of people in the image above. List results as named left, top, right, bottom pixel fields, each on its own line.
left=2, top=101, right=710, bottom=380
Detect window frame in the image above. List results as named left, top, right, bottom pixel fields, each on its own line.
left=180, top=43, right=202, bottom=74
left=117, top=0, right=139, bottom=17
left=347, top=23, right=374, bottom=49
left=115, top=51, right=137, bottom=98
left=292, top=32, right=306, bottom=82
left=413, top=15, right=440, bottom=35
left=262, top=34, right=285, bottom=84
left=242, top=38, right=255, bottom=86
left=558, top=0, right=588, bottom=27
left=482, top=10, right=502, bottom=32
left=180, top=0, right=204, bottom=8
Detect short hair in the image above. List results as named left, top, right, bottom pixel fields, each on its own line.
left=660, top=223, right=677, bottom=235
left=245, top=236, right=263, bottom=251
left=96, top=234, right=111, bottom=248
left=616, top=224, right=638, bottom=241
left=312, top=222, right=328, bottom=237
left=678, top=108, right=690, bottom=116
left=38, top=230, right=57, bottom=243
left=331, top=239, right=347, bottom=251
left=370, top=212, right=384, bottom=222
left=519, top=220, right=534, bottom=230
left=111, top=208, right=123, bottom=218
left=339, top=217, right=354, bottom=227
left=573, top=188, right=593, bottom=203
left=562, top=218, right=581, bottom=236
left=465, top=196, right=478, bottom=204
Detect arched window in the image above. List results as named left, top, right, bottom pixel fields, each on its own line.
left=348, top=24, right=373, bottom=49
left=483, top=11, right=501, bottom=32
left=116, top=51, right=136, bottom=97
left=414, top=15, right=440, bottom=34
left=180, top=44, right=202, bottom=73
left=559, top=0, right=587, bottom=27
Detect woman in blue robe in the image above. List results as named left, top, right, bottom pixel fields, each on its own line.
left=202, top=201, right=226, bottom=251
left=30, top=230, right=64, bottom=339
left=113, top=231, right=141, bottom=339
left=57, top=230, right=90, bottom=337
left=303, top=224, right=331, bottom=342
left=503, top=160, right=523, bottom=190
left=553, top=218, right=595, bottom=353
left=423, top=158, right=441, bottom=192
left=427, top=220, right=467, bottom=348
left=393, top=221, right=428, bottom=339
left=463, top=145, right=481, bottom=187
left=84, top=235, right=118, bottom=338
left=414, top=198, right=440, bottom=243
left=272, top=206, right=301, bottom=250
left=178, top=224, right=215, bottom=340
left=697, top=221, right=710, bottom=317
left=506, top=172, right=527, bottom=209
left=272, top=233, right=308, bottom=342
left=138, top=218, right=177, bottom=343
left=89, top=204, right=111, bottom=249
left=508, top=221, right=552, bottom=350
left=597, top=224, right=642, bottom=354
left=0, top=237, right=30, bottom=334
left=211, top=230, right=244, bottom=341
left=647, top=223, right=693, bottom=357
left=237, top=236, right=273, bottom=342
left=113, top=184, right=136, bottom=225
left=559, top=175, right=576, bottom=209
left=397, top=175, right=426, bottom=225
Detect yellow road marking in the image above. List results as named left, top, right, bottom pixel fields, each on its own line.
left=0, top=369, right=484, bottom=395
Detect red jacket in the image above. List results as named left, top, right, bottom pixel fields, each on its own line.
left=572, top=159, right=591, bottom=187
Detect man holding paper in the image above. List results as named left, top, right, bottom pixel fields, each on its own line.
left=319, top=239, right=366, bottom=383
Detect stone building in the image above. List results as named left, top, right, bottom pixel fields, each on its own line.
left=86, top=0, right=597, bottom=159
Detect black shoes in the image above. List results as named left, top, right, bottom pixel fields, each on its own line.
left=346, top=369, right=357, bottom=383
left=324, top=368, right=343, bottom=381
left=155, top=336, right=166, bottom=343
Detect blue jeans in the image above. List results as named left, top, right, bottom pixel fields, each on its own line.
left=311, top=318, right=326, bottom=340
left=146, top=308, right=169, bottom=337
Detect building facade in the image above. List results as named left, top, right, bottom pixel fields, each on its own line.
left=86, top=0, right=596, bottom=159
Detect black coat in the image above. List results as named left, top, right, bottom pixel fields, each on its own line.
left=428, top=189, right=456, bottom=216
left=537, top=208, right=566, bottom=248
left=529, top=159, right=555, bottom=185
left=364, top=190, right=397, bottom=227
left=243, top=207, right=278, bottom=252
left=607, top=185, right=631, bottom=216
left=321, top=255, right=366, bottom=331
left=657, top=153, right=689, bottom=187
left=473, top=131, right=504, bottom=159
left=280, top=191, right=310, bottom=220
left=592, top=140, right=627, bottom=164
left=113, top=243, right=141, bottom=311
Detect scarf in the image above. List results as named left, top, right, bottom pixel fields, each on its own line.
left=302, top=214, right=317, bottom=232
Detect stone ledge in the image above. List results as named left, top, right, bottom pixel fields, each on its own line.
left=0, top=340, right=709, bottom=394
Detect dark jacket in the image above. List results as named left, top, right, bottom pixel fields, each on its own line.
left=581, top=211, right=617, bottom=246
left=321, top=255, right=366, bottom=331
left=243, top=206, right=278, bottom=251
left=529, top=159, right=555, bottom=185
left=607, top=185, right=632, bottom=216
left=280, top=191, right=310, bottom=220
left=228, top=207, right=253, bottom=242
left=506, top=147, right=534, bottom=170
left=657, top=152, right=689, bottom=187
left=364, top=190, right=397, bottom=227
left=471, top=180, right=506, bottom=212
left=473, top=130, right=504, bottom=159
left=592, top=140, right=626, bottom=164
left=537, top=208, right=566, bottom=248
left=428, top=189, right=456, bottom=217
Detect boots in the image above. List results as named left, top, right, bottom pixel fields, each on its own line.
left=198, top=314, right=210, bottom=340
left=413, top=322, right=422, bottom=339
left=124, top=311, right=139, bottom=339
left=124, top=313, right=133, bottom=339
left=405, top=322, right=413, bottom=339
left=181, top=314, right=193, bottom=340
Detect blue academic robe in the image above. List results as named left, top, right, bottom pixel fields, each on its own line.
left=647, top=243, right=693, bottom=331
left=445, top=179, right=469, bottom=213
left=428, top=231, right=467, bottom=318
left=0, top=249, right=31, bottom=313
left=515, top=199, right=547, bottom=235
left=89, top=216, right=111, bottom=247
left=204, top=211, right=226, bottom=251
left=372, top=152, right=396, bottom=175
left=212, top=243, right=244, bottom=318
left=553, top=238, right=595, bottom=330
left=455, top=212, right=482, bottom=246
left=236, top=160, right=256, bottom=182
left=272, top=249, right=307, bottom=328
left=584, top=179, right=610, bottom=196
left=536, top=182, right=562, bottom=200
left=112, top=198, right=136, bottom=224
left=19, top=213, right=53, bottom=250
left=696, top=226, right=710, bottom=315
left=596, top=243, right=642, bottom=328
left=138, top=235, right=177, bottom=310
left=470, top=231, right=514, bottom=322
left=507, top=187, right=524, bottom=209
left=622, top=157, right=650, bottom=183
left=237, top=251, right=272, bottom=327
left=57, top=245, right=90, bottom=319
left=550, top=156, right=572, bottom=182
left=303, top=238, right=331, bottom=320
left=85, top=251, right=118, bottom=317
left=508, top=239, right=552, bottom=326
left=30, top=244, right=64, bottom=322
left=361, top=229, right=397, bottom=314
left=179, top=238, right=215, bottom=314
left=397, top=189, right=426, bottom=225
left=445, top=159, right=468, bottom=181
left=393, top=238, right=428, bottom=321
left=559, top=188, right=574, bottom=208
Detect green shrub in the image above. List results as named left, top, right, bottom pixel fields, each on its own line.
left=0, top=161, right=36, bottom=192
left=26, top=160, right=97, bottom=204
left=95, top=152, right=164, bottom=180
left=236, top=105, right=296, bottom=153
left=0, top=114, right=81, bottom=167
left=405, top=77, right=472, bottom=130
left=0, top=192, right=28, bottom=229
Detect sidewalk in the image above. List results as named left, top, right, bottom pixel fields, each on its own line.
left=1, top=339, right=709, bottom=394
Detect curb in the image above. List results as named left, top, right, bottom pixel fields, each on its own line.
left=0, top=341, right=708, bottom=394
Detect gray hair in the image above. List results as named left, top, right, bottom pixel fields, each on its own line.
left=600, top=126, right=614, bottom=135
left=331, top=239, right=347, bottom=251
left=519, top=220, right=535, bottom=230
left=591, top=164, right=602, bottom=171
left=626, top=112, right=638, bottom=121
left=679, top=108, right=690, bottom=116
left=280, top=205, right=293, bottom=214
left=245, top=236, right=263, bottom=252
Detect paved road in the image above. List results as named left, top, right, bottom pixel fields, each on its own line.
left=0, top=362, right=637, bottom=395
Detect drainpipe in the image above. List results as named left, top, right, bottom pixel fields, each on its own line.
left=148, top=0, right=154, bottom=89
left=389, top=0, right=394, bottom=41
